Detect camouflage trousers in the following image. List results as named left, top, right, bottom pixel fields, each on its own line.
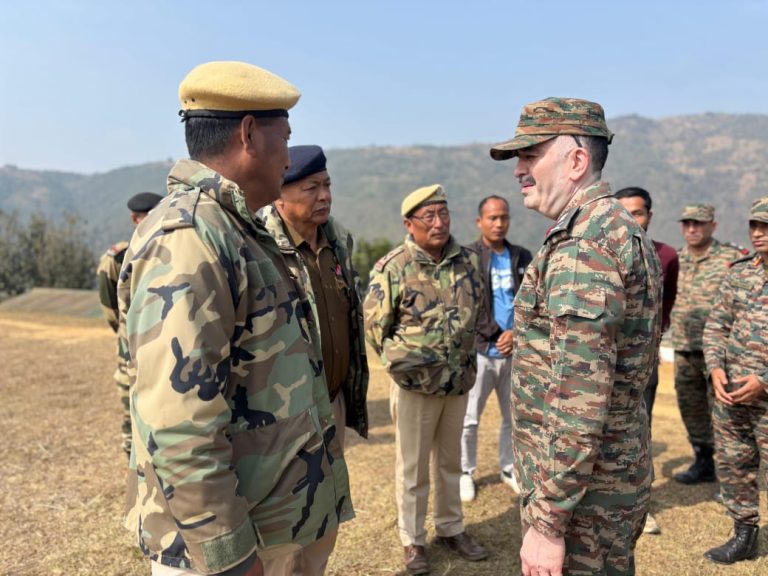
left=712, top=395, right=768, bottom=526
left=522, top=504, right=646, bottom=575
left=674, top=351, right=714, bottom=447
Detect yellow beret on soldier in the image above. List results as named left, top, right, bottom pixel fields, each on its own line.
left=401, top=184, right=447, bottom=217
left=178, top=61, right=300, bottom=121
left=679, top=203, right=715, bottom=222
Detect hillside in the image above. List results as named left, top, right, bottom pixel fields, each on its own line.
left=2, top=113, right=767, bottom=255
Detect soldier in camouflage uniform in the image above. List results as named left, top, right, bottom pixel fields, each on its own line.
left=669, top=204, right=747, bottom=485
left=702, top=197, right=768, bottom=564
left=117, top=61, right=352, bottom=576
left=261, top=144, right=369, bottom=573
left=364, top=184, right=488, bottom=575
left=490, top=98, right=662, bottom=576
left=96, top=191, right=162, bottom=456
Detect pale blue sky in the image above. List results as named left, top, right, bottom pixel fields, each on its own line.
left=2, top=0, right=767, bottom=173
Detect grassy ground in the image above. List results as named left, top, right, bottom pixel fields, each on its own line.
left=0, top=310, right=765, bottom=575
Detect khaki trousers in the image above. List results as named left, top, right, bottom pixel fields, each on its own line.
left=390, top=381, right=467, bottom=546
left=150, top=394, right=346, bottom=576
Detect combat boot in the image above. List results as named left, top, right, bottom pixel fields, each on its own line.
left=674, top=444, right=716, bottom=484
left=704, top=522, right=759, bottom=564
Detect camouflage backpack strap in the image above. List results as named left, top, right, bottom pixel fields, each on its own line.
left=374, top=245, right=407, bottom=272
left=160, top=188, right=201, bottom=232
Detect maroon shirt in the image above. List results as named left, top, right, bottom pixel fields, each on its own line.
left=653, top=240, right=679, bottom=332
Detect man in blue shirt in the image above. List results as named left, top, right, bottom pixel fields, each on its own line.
left=460, top=195, right=533, bottom=501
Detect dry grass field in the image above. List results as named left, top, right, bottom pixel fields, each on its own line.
left=1, top=310, right=766, bottom=575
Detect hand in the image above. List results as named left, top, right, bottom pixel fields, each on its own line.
left=710, top=368, right=734, bottom=406
left=520, top=526, right=565, bottom=576
left=495, top=330, right=515, bottom=356
left=730, top=374, right=765, bottom=404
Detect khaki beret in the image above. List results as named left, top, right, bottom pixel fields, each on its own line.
left=679, top=204, right=715, bottom=222
left=179, top=61, right=300, bottom=120
left=401, top=184, right=447, bottom=217
left=749, top=196, right=768, bottom=224
left=491, top=97, right=613, bottom=161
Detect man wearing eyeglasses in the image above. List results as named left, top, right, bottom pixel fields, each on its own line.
left=364, top=184, right=488, bottom=575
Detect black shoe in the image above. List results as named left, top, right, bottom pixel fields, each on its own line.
left=674, top=444, right=716, bottom=484
left=404, top=545, right=430, bottom=575
left=435, top=532, right=489, bottom=561
left=704, top=522, right=759, bottom=564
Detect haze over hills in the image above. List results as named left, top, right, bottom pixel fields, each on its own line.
left=2, top=113, right=766, bottom=255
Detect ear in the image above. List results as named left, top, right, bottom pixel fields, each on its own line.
left=240, top=115, right=261, bottom=156
left=130, top=212, right=143, bottom=226
left=476, top=216, right=482, bottom=229
left=569, top=147, right=591, bottom=182
left=404, top=218, right=413, bottom=234
left=712, top=221, right=718, bottom=233
left=647, top=210, right=653, bottom=226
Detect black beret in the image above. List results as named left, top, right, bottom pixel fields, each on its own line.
left=127, top=192, right=164, bottom=213
left=283, top=145, right=327, bottom=186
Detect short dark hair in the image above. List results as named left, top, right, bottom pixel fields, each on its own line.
left=582, top=135, right=609, bottom=175
left=614, top=186, right=652, bottom=211
left=184, top=117, right=242, bottom=160
left=478, top=195, right=509, bottom=215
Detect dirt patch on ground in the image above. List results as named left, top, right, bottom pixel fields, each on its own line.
left=1, top=312, right=765, bottom=575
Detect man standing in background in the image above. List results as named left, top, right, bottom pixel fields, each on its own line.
left=669, top=204, right=746, bottom=486
left=460, top=194, right=531, bottom=502
left=96, top=191, right=162, bottom=456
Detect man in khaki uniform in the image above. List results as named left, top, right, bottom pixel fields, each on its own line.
left=95, top=191, right=162, bottom=456
left=261, top=144, right=369, bottom=574
left=669, top=204, right=746, bottom=485
left=364, top=185, right=487, bottom=575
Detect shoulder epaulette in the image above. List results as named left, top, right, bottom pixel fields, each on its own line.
left=374, top=245, right=407, bottom=272
left=160, top=188, right=201, bottom=231
left=730, top=252, right=756, bottom=267
left=721, top=241, right=750, bottom=256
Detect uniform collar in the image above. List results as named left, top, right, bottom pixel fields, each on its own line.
left=545, top=181, right=612, bottom=242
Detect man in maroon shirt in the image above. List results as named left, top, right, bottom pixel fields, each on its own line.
left=616, top=186, right=679, bottom=535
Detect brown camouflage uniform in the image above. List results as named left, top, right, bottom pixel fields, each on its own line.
left=96, top=241, right=132, bottom=454
left=118, top=160, right=353, bottom=574
left=512, top=181, right=662, bottom=574
left=670, top=238, right=746, bottom=447
left=704, top=236, right=768, bottom=526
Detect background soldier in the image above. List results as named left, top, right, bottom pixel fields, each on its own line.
left=118, top=61, right=352, bottom=576
left=669, top=204, right=746, bottom=485
left=261, top=144, right=369, bottom=573
left=615, top=186, right=679, bottom=535
left=364, top=184, right=488, bottom=575
left=460, top=194, right=532, bottom=501
left=490, top=97, right=662, bottom=576
left=702, top=196, right=768, bottom=565
left=96, top=191, right=162, bottom=456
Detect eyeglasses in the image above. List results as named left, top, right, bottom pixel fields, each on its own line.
left=410, top=208, right=450, bottom=227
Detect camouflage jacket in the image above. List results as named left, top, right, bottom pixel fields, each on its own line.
left=363, top=235, right=483, bottom=395
left=669, top=239, right=746, bottom=351
left=117, top=159, right=353, bottom=574
left=96, top=242, right=130, bottom=385
left=260, top=205, right=369, bottom=438
left=703, top=254, right=768, bottom=393
left=512, top=181, right=662, bottom=538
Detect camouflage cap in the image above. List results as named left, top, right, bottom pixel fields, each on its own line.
left=401, top=184, right=447, bottom=217
left=490, top=97, right=614, bottom=161
left=679, top=204, right=715, bottom=222
left=179, top=61, right=300, bottom=121
left=749, top=196, right=768, bottom=224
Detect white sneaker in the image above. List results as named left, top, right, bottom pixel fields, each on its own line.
left=501, top=470, right=520, bottom=495
left=460, top=473, right=476, bottom=502
left=643, top=513, right=661, bottom=535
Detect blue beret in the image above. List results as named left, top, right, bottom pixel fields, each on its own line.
left=127, top=192, right=163, bottom=213
left=283, top=145, right=327, bottom=185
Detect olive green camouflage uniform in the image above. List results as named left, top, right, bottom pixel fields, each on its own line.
left=512, top=181, right=662, bottom=575
left=96, top=241, right=132, bottom=454
left=670, top=232, right=746, bottom=447
left=117, top=159, right=353, bottom=574
left=260, top=204, right=369, bottom=438
left=363, top=235, right=482, bottom=396
left=704, top=197, right=768, bottom=527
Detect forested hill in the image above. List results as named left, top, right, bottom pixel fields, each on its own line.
left=2, top=112, right=766, bottom=255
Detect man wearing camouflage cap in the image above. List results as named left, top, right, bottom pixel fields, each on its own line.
left=364, top=184, right=488, bottom=574
left=670, top=204, right=747, bottom=486
left=702, top=197, right=768, bottom=564
left=491, top=97, right=662, bottom=576
left=96, top=191, right=162, bottom=457
left=117, top=61, right=352, bottom=576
